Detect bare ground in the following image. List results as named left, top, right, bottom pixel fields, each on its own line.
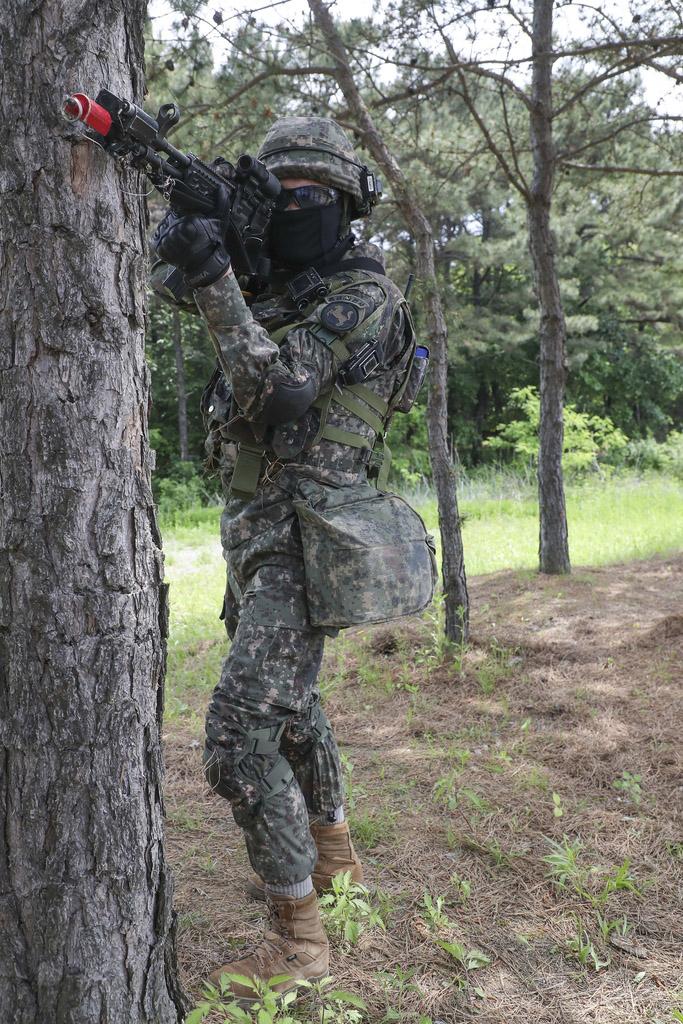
left=163, top=555, right=683, bottom=1023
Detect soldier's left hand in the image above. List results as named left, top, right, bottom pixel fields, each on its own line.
left=152, top=211, right=231, bottom=289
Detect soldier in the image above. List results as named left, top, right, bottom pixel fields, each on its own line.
left=152, top=117, right=424, bottom=1002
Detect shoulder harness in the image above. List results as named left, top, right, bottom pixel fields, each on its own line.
left=230, top=268, right=417, bottom=500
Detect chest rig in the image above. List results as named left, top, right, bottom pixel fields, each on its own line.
left=229, top=269, right=416, bottom=500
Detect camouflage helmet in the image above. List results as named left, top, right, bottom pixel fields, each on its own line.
left=257, top=116, right=380, bottom=219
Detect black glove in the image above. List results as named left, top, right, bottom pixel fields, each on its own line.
left=152, top=211, right=230, bottom=289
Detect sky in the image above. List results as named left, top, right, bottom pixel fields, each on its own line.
left=147, top=0, right=683, bottom=117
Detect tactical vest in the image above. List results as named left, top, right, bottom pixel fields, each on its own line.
left=229, top=270, right=418, bottom=500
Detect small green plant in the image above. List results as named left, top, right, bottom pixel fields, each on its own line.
left=436, top=939, right=491, bottom=972
left=188, top=974, right=367, bottom=1024
left=543, top=836, right=587, bottom=894
left=612, top=770, right=643, bottom=806
left=419, top=593, right=468, bottom=669
left=474, top=639, right=516, bottom=695
left=595, top=860, right=641, bottom=905
left=349, top=808, right=396, bottom=848
left=432, top=774, right=490, bottom=816
left=319, top=871, right=386, bottom=945
left=596, top=912, right=631, bottom=942
left=187, top=972, right=300, bottom=1024
left=564, top=919, right=609, bottom=972
left=377, top=965, right=421, bottom=1019
left=450, top=873, right=472, bottom=902
left=422, top=893, right=451, bottom=930
left=666, top=841, right=683, bottom=861
left=552, top=792, right=565, bottom=818
left=340, top=753, right=366, bottom=814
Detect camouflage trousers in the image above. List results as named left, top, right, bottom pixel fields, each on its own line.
left=203, top=481, right=344, bottom=885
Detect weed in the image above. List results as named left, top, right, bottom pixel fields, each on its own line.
left=188, top=974, right=366, bottom=1024
left=422, top=893, right=451, bottom=930
left=521, top=766, right=550, bottom=791
left=349, top=809, right=396, bottom=848
left=483, top=750, right=512, bottom=774
left=432, top=773, right=490, bottom=816
left=436, top=939, right=491, bottom=971
left=377, top=964, right=421, bottom=1017
left=666, top=841, right=683, bottom=861
left=595, top=860, right=641, bottom=906
left=564, top=918, right=609, bottom=972
left=419, top=593, right=468, bottom=669
left=475, top=639, right=517, bottom=694
left=167, top=805, right=204, bottom=832
left=596, top=912, right=631, bottom=942
left=340, top=754, right=366, bottom=814
left=612, top=770, right=643, bottom=806
left=446, top=746, right=472, bottom=771
left=552, top=792, right=565, bottom=818
left=319, top=871, right=386, bottom=945
left=450, top=873, right=472, bottom=902
left=543, top=836, right=587, bottom=894
left=166, top=695, right=192, bottom=719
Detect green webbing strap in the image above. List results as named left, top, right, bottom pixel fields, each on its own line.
left=345, top=383, right=389, bottom=417
left=320, top=423, right=372, bottom=448
left=376, top=437, right=392, bottom=490
left=330, top=388, right=385, bottom=435
left=230, top=442, right=266, bottom=499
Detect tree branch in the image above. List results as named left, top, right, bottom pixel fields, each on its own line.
left=562, top=161, right=683, bottom=176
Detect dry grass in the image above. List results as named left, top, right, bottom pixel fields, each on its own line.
left=163, top=556, right=683, bottom=1023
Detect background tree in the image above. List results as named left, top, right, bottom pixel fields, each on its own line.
left=416, top=0, right=683, bottom=571
left=0, top=1, right=186, bottom=1019
left=307, top=0, right=470, bottom=641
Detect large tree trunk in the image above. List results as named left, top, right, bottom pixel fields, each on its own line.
left=529, top=0, right=571, bottom=574
left=172, top=310, right=190, bottom=461
left=0, top=2, right=187, bottom=1021
left=307, top=0, right=469, bottom=641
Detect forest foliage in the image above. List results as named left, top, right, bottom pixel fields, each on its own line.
left=142, top=4, right=683, bottom=501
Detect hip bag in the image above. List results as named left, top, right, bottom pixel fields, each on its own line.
left=292, top=477, right=437, bottom=629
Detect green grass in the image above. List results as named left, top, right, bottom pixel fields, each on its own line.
left=416, top=472, right=683, bottom=575
left=159, top=472, right=683, bottom=708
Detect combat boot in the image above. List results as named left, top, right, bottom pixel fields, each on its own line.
left=246, top=820, right=363, bottom=902
left=208, top=890, right=329, bottom=1004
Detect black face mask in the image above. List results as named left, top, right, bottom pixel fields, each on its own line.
left=268, top=202, right=344, bottom=269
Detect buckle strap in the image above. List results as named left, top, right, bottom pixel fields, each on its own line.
left=260, top=758, right=294, bottom=796
left=230, top=442, right=266, bottom=500
left=245, top=721, right=287, bottom=756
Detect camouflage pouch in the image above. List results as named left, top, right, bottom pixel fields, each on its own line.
left=293, top=478, right=437, bottom=628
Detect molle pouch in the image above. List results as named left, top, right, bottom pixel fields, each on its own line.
left=394, top=345, right=429, bottom=414
left=293, top=478, right=437, bottom=629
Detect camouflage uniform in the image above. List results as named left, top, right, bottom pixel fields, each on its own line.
left=152, top=120, right=413, bottom=886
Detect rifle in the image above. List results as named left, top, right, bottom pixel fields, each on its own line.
left=62, top=89, right=282, bottom=298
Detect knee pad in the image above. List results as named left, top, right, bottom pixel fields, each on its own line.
left=203, top=720, right=294, bottom=811
left=280, top=700, right=343, bottom=815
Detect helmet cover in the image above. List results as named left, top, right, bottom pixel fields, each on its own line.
left=258, top=116, right=370, bottom=218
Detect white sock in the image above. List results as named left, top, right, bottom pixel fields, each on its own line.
left=265, top=876, right=314, bottom=899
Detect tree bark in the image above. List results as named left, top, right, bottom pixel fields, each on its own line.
left=172, top=310, right=190, bottom=461
left=528, top=0, right=571, bottom=574
left=307, top=0, right=469, bottom=642
left=0, top=2, right=187, bottom=1021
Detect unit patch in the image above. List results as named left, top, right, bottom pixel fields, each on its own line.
left=319, top=300, right=361, bottom=334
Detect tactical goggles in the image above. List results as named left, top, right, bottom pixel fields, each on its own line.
left=280, top=185, right=341, bottom=209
